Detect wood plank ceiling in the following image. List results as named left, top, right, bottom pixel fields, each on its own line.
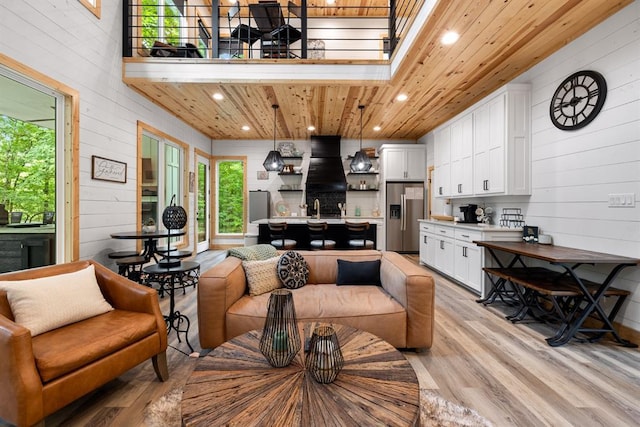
left=124, top=0, right=632, bottom=141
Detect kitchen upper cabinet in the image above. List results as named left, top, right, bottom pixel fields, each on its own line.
left=473, top=84, right=531, bottom=196
left=380, top=144, right=426, bottom=181
left=450, top=113, right=474, bottom=197
left=433, top=127, right=451, bottom=197
left=432, top=83, right=531, bottom=198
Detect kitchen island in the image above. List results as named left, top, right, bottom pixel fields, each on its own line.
left=253, top=217, right=384, bottom=250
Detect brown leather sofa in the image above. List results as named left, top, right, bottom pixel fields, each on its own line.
left=0, top=260, right=168, bottom=427
left=198, top=250, right=435, bottom=350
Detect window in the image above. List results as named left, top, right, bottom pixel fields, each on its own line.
left=79, top=0, right=101, bottom=18
left=214, top=158, right=246, bottom=235
left=0, top=66, right=68, bottom=272
left=138, top=122, right=188, bottom=245
left=141, top=0, right=186, bottom=49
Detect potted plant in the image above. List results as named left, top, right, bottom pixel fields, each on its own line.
left=142, top=217, right=156, bottom=233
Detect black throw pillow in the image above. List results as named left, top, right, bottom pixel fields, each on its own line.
left=336, top=259, right=381, bottom=286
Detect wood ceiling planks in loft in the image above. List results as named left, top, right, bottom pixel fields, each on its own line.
left=124, top=0, right=632, bottom=141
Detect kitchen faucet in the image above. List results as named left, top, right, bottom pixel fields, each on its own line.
left=314, top=198, right=320, bottom=219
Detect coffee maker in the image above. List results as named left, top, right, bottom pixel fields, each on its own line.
left=459, top=204, right=479, bottom=223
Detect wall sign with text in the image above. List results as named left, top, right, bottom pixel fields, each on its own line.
left=91, top=155, right=127, bottom=183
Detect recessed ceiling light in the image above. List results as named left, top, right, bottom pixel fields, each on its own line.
left=326, top=0, right=336, bottom=4
left=241, top=125, right=250, bottom=131
left=373, top=126, right=381, bottom=132
left=396, top=93, right=408, bottom=102
left=307, top=125, right=316, bottom=131
left=441, top=31, right=459, bottom=45
left=213, top=92, right=224, bottom=100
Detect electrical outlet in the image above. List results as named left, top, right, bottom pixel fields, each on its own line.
left=608, top=193, right=635, bottom=208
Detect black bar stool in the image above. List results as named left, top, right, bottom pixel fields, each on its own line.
left=115, top=256, right=147, bottom=283
left=345, top=221, right=374, bottom=250
left=268, top=221, right=297, bottom=250
left=307, top=221, right=336, bottom=250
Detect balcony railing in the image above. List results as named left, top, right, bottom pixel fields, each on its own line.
left=122, top=0, right=421, bottom=61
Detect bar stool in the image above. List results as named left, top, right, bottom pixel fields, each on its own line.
left=268, top=221, right=297, bottom=250
left=345, top=221, right=374, bottom=250
left=107, top=250, right=139, bottom=260
left=307, top=221, right=336, bottom=250
left=115, top=256, right=147, bottom=283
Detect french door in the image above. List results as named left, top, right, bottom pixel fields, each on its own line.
left=196, top=154, right=210, bottom=253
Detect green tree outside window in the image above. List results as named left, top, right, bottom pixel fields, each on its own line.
left=217, top=160, right=244, bottom=234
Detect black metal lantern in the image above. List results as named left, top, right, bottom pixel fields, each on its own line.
left=162, top=195, right=187, bottom=230
left=159, top=194, right=187, bottom=268
left=263, top=104, right=285, bottom=172
left=305, top=324, right=344, bottom=383
left=259, top=289, right=301, bottom=367
left=350, top=105, right=372, bottom=172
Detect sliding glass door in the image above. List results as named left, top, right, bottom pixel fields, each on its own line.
left=0, top=68, right=64, bottom=272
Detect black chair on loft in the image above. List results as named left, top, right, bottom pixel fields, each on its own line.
left=250, top=1, right=301, bottom=58
left=227, top=3, right=262, bottom=58
left=268, top=1, right=302, bottom=58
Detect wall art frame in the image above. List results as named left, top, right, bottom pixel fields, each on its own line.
left=91, top=155, right=127, bottom=183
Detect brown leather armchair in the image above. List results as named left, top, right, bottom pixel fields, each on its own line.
left=0, top=260, right=168, bottom=427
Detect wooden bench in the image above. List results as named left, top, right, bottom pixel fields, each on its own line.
left=483, top=267, right=630, bottom=297
left=483, top=267, right=630, bottom=324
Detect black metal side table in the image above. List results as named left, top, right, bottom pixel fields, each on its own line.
left=143, top=261, right=200, bottom=352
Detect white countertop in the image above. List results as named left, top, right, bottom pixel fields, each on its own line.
left=418, top=218, right=522, bottom=232
left=253, top=216, right=384, bottom=225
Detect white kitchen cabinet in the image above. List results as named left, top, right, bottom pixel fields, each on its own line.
left=453, top=229, right=482, bottom=293
left=473, top=84, right=531, bottom=196
left=433, top=127, right=451, bottom=197
left=432, top=83, right=531, bottom=198
left=433, top=225, right=454, bottom=278
left=418, top=220, right=521, bottom=296
left=380, top=144, right=426, bottom=181
left=450, top=113, right=474, bottom=197
left=419, top=222, right=436, bottom=266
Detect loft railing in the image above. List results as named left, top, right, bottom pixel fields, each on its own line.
left=122, top=0, right=420, bottom=61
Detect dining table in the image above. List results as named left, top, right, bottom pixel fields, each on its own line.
left=475, top=240, right=638, bottom=347
left=110, top=229, right=185, bottom=262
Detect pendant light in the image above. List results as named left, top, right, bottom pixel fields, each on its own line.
left=263, top=104, right=285, bottom=172
left=350, top=104, right=372, bottom=172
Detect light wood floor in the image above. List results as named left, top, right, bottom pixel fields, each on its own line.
left=22, top=251, right=640, bottom=426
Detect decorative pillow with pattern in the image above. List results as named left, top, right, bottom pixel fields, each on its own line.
left=229, top=244, right=278, bottom=261
left=0, top=264, right=114, bottom=336
left=277, top=251, right=309, bottom=289
left=242, top=257, right=282, bottom=296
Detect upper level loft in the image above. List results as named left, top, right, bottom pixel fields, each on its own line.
left=123, top=0, right=421, bottom=61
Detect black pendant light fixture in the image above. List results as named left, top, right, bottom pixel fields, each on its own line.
left=263, top=104, right=285, bottom=172
left=350, top=104, right=372, bottom=172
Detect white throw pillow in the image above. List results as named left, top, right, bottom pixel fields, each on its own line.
left=242, top=257, right=282, bottom=296
left=0, top=264, right=114, bottom=336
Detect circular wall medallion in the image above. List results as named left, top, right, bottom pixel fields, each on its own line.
left=549, top=70, right=607, bottom=130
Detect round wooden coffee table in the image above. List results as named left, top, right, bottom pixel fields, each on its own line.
left=182, top=322, right=419, bottom=426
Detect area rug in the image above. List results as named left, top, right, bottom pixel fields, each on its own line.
left=144, top=388, right=494, bottom=427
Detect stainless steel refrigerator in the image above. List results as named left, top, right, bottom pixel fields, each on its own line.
left=249, top=190, right=270, bottom=222
left=386, top=182, right=425, bottom=253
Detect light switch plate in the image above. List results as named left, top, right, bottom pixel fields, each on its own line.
left=608, top=193, right=635, bottom=207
